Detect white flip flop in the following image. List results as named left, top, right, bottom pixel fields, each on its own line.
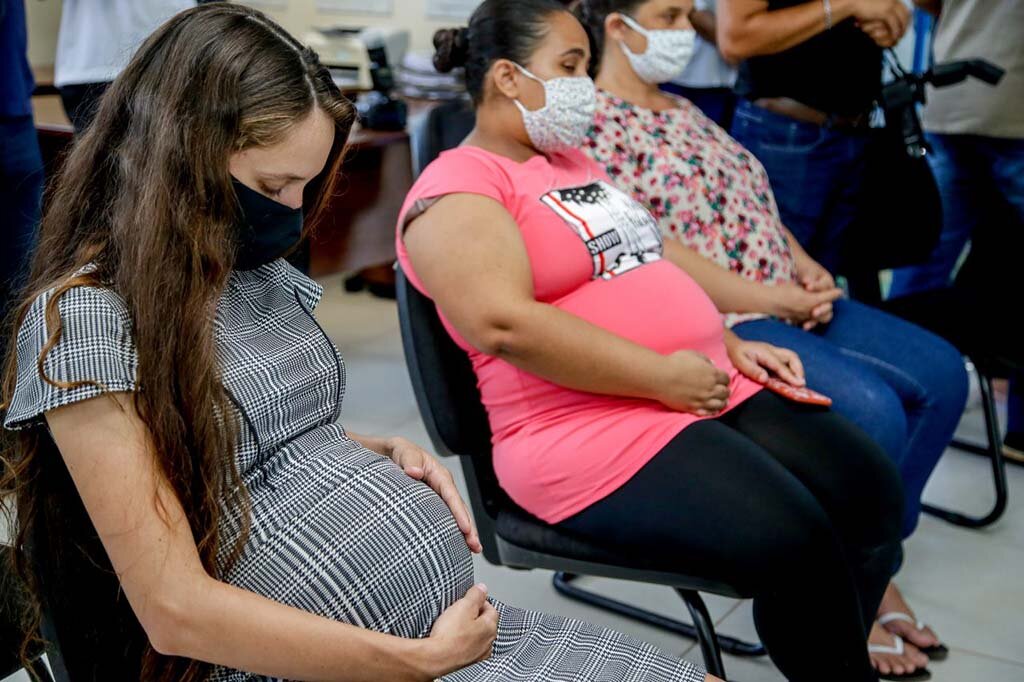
left=879, top=612, right=949, bottom=661
left=869, top=633, right=932, bottom=681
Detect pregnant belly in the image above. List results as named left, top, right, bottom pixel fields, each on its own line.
left=224, top=440, right=475, bottom=638
left=556, top=261, right=729, bottom=357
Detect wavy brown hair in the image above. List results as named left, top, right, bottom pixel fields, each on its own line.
left=0, top=4, right=354, bottom=680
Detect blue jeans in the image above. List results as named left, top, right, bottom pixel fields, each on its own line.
left=660, top=84, right=737, bottom=130
left=0, top=115, right=43, bottom=311
left=890, top=133, right=1024, bottom=438
left=730, top=99, right=870, bottom=272
left=735, top=299, right=969, bottom=538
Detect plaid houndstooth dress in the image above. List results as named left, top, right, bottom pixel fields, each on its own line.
left=4, top=259, right=705, bottom=682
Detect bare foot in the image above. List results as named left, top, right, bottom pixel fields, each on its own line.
left=878, top=582, right=942, bottom=650
left=869, top=621, right=929, bottom=677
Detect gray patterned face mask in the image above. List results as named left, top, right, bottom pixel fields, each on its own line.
left=618, top=14, right=696, bottom=84
left=513, top=64, right=596, bottom=154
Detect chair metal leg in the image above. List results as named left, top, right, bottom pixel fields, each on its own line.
left=551, top=572, right=766, bottom=668
left=678, top=588, right=727, bottom=679
left=949, top=437, right=1024, bottom=467
left=949, top=439, right=995, bottom=457
left=923, top=368, right=1009, bottom=528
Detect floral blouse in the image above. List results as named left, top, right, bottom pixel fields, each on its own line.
left=585, top=89, right=798, bottom=325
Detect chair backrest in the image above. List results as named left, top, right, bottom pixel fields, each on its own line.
left=1, top=544, right=31, bottom=678
left=395, top=267, right=510, bottom=563
left=401, top=99, right=511, bottom=559
left=2, top=541, right=62, bottom=682
left=395, top=268, right=491, bottom=459
left=413, top=99, right=475, bottom=177
left=880, top=190, right=1023, bottom=373
left=26, top=440, right=147, bottom=680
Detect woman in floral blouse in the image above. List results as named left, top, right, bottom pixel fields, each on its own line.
left=578, top=0, right=967, bottom=679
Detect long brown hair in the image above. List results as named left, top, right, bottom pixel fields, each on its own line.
left=0, top=4, right=354, bottom=680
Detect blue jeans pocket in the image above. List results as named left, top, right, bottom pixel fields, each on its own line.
left=755, top=122, right=825, bottom=154
left=733, top=102, right=826, bottom=154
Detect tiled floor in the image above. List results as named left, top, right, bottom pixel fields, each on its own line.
left=4, top=277, right=1023, bottom=681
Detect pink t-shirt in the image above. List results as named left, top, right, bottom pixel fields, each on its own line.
left=396, top=146, right=762, bottom=524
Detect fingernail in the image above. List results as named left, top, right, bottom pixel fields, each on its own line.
left=477, top=582, right=488, bottom=592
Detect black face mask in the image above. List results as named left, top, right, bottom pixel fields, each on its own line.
left=232, top=177, right=304, bottom=271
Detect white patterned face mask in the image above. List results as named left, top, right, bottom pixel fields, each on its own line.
left=618, top=13, right=696, bottom=84
left=513, top=64, right=597, bottom=154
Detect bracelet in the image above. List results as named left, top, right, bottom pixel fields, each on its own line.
left=823, top=0, right=834, bottom=30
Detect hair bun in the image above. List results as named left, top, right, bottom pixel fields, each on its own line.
left=433, top=27, right=469, bottom=73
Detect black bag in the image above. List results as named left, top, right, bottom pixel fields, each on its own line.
left=838, top=123, right=943, bottom=276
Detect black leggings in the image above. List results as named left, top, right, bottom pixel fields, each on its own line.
left=557, top=391, right=904, bottom=682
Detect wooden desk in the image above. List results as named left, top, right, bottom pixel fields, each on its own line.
left=307, top=124, right=412, bottom=278
left=31, top=65, right=57, bottom=96
left=32, top=94, right=69, bottom=128
left=30, top=94, right=417, bottom=279
left=30, top=96, right=74, bottom=195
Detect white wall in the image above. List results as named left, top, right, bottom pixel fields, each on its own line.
left=25, top=0, right=62, bottom=66
left=23, top=0, right=471, bottom=67
left=237, top=0, right=471, bottom=53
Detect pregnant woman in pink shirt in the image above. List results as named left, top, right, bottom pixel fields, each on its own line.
left=398, top=2, right=903, bottom=681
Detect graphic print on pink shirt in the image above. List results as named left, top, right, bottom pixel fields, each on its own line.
left=540, top=181, right=663, bottom=279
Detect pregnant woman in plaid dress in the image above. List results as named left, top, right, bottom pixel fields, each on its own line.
left=0, top=5, right=709, bottom=682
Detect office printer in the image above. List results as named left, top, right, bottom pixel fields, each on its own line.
left=303, top=27, right=410, bottom=92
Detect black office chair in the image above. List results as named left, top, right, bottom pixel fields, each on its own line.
left=396, top=266, right=766, bottom=679
left=879, top=289, right=1013, bottom=528
left=412, top=98, right=476, bottom=178
left=1, top=545, right=55, bottom=682
left=9, top=439, right=149, bottom=681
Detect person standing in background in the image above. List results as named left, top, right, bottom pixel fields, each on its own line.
left=0, top=0, right=44, bottom=320
left=889, top=0, right=1024, bottom=462
left=661, top=0, right=739, bottom=129
left=717, top=0, right=910, bottom=271
left=56, top=0, right=195, bottom=130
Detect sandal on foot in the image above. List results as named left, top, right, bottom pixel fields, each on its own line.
left=879, top=612, right=949, bottom=661
left=869, top=634, right=932, bottom=681
left=1003, top=440, right=1024, bottom=465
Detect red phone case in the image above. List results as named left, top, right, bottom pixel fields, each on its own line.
left=763, top=377, right=833, bottom=407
